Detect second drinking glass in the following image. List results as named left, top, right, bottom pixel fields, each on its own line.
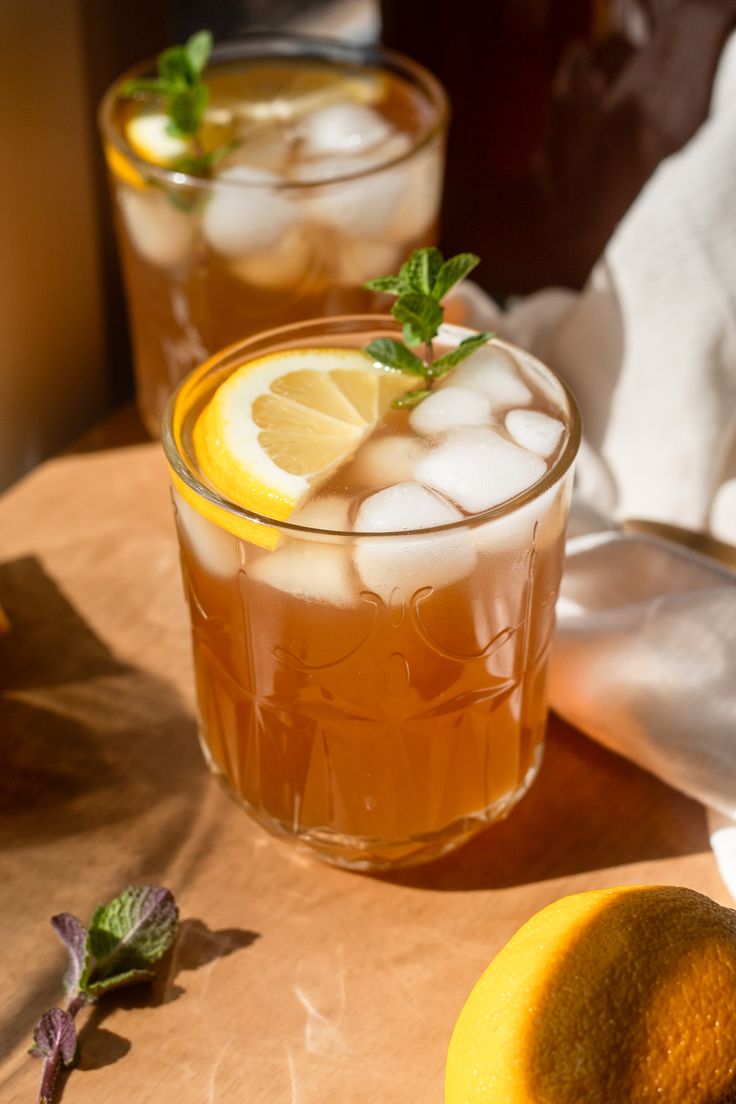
left=100, top=33, right=448, bottom=435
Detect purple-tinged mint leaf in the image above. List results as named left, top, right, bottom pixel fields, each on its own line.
left=29, top=1008, right=77, bottom=1066
left=87, top=885, right=178, bottom=982
left=51, top=913, right=90, bottom=996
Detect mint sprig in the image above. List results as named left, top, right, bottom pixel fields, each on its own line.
left=120, top=30, right=233, bottom=176
left=364, top=247, right=494, bottom=406
left=29, top=886, right=178, bottom=1104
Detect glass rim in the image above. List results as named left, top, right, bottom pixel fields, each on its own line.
left=162, top=315, right=582, bottom=542
left=99, top=30, right=449, bottom=192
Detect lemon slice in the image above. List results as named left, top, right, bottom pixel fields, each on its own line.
left=176, top=348, right=417, bottom=549
left=126, top=112, right=191, bottom=163
left=106, top=114, right=186, bottom=190
left=109, top=112, right=236, bottom=188
left=105, top=142, right=147, bottom=190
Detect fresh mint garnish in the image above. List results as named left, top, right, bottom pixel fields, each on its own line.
left=88, top=884, right=178, bottom=984
left=362, top=337, right=425, bottom=376
left=364, top=247, right=494, bottom=406
left=120, top=30, right=233, bottom=175
left=50, top=913, right=90, bottom=996
left=29, top=886, right=178, bottom=1104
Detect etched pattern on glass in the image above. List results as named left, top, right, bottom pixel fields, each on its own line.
left=178, top=514, right=564, bottom=864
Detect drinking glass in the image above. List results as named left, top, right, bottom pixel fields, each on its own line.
left=100, top=33, right=448, bottom=436
left=163, top=316, right=580, bottom=870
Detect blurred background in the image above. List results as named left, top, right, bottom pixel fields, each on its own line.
left=2, top=0, right=733, bottom=490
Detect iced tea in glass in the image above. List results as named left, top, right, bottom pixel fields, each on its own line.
left=100, top=34, right=448, bottom=436
left=163, top=317, right=579, bottom=869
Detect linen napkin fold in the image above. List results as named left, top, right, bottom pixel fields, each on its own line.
left=451, top=28, right=736, bottom=891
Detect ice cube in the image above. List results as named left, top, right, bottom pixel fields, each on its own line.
left=173, top=491, right=240, bottom=577
left=202, top=165, right=299, bottom=255
left=505, top=409, right=564, bottom=458
left=228, top=125, right=295, bottom=174
left=334, top=237, right=403, bottom=288
left=409, top=386, right=494, bottom=437
left=299, top=103, right=393, bottom=156
left=290, top=495, right=351, bottom=531
left=249, top=495, right=355, bottom=605
left=250, top=509, right=355, bottom=608
left=384, top=143, right=443, bottom=243
left=299, top=133, right=412, bottom=237
left=415, top=427, right=547, bottom=514
left=353, top=481, right=476, bottom=602
left=446, top=345, right=533, bottom=407
left=472, top=482, right=566, bottom=559
left=349, top=434, right=425, bottom=490
left=118, top=187, right=194, bottom=269
left=229, top=225, right=315, bottom=289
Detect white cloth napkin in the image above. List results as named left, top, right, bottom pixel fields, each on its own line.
left=452, top=29, right=736, bottom=892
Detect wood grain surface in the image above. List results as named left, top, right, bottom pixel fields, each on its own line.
left=0, top=442, right=725, bottom=1104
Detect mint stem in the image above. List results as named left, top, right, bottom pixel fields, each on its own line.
left=38, top=1049, right=61, bottom=1104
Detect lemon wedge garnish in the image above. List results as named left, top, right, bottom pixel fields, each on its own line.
left=175, top=348, right=417, bottom=549
left=126, top=112, right=191, bottom=163
left=105, top=114, right=185, bottom=190
left=105, top=142, right=147, bottom=189
left=110, top=112, right=235, bottom=188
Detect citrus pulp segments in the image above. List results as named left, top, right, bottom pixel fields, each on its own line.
left=176, top=347, right=415, bottom=550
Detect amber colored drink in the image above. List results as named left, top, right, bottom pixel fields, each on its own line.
left=100, top=35, right=447, bottom=436
left=164, top=318, right=579, bottom=869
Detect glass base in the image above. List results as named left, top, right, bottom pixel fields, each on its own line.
left=200, top=731, right=544, bottom=871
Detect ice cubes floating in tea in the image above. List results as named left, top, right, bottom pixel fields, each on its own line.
left=176, top=338, right=568, bottom=609
left=113, top=62, right=440, bottom=279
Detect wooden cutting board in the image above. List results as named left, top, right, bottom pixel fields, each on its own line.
left=0, top=441, right=724, bottom=1104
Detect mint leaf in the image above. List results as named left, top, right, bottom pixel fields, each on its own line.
left=85, top=967, right=156, bottom=998
left=391, top=388, right=430, bottom=409
left=391, top=293, right=443, bottom=347
left=119, top=77, right=170, bottom=98
left=31, top=1009, right=78, bottom=1104
left=87, top=885, right=178, bottom=983
left=365, top=338, right=425, bottom=375
left=432, top=253, right=480, bottom=301
left=158, top=45, right=192, bottom=85
left=430, top=331, right=494, bottom=374
left=363, top=275, right=408, bottom=296
left=399, top=247, right=443, bottom=295
left=185, top=30, right=213, bottom=76
left=50, top=914, right=90, bottom=996
left=168, top=83, right=209, bottom=138
left=29, top=1009, right=76, bottom=1066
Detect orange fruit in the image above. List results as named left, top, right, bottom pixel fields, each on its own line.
left=445, top=885, right=736, bottom=1103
